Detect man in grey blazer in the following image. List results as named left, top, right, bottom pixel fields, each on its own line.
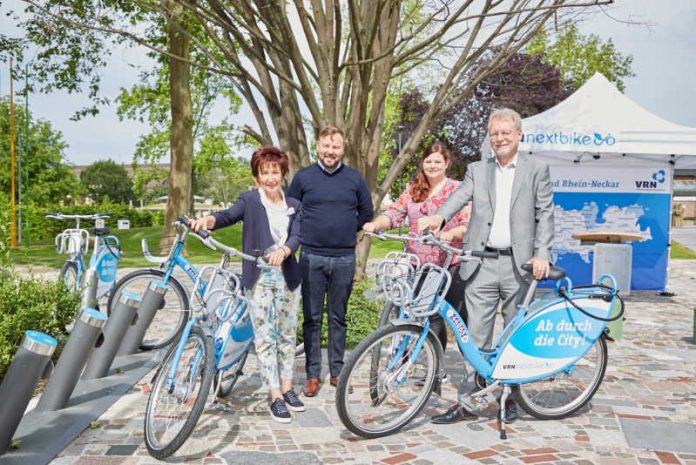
left=418, top=108, right=554, bottom=424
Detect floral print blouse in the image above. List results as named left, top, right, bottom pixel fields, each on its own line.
left=384, top=178, right=471, bottom=267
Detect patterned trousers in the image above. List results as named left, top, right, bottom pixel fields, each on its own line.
left=246, top=268, right=300, bottom=390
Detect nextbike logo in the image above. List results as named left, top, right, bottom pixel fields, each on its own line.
left=635, top=169, right=667, bottom=190
left=522, top=131, right=616, bottom=147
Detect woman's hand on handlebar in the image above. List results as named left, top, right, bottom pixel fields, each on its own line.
left=265, top=246, right=290, bottom=267
left=189, top=216, right=216, bottom=233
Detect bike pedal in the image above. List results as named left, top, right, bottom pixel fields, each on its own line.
left=212, top=399, right=232, bottom=413
left=470, top=396, right=489, bottom=411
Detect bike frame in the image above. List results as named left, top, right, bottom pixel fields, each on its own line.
left=165, top=297, right=254, bottom=394
left=391, top=274, right=618, bottom=388
left=163, top=257, right=255, bottom=395
left=143, top=227, right=209, bottom=300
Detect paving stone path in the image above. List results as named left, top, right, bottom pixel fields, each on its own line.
left=13, top=259, right=696, bottom=465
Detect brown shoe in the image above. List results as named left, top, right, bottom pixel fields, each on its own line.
left=330, top=376, right=353, bottom=394
left=303, top=378, right=320, bottom=397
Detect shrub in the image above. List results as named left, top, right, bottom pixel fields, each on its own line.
left=297, top=278, right=383, bottom=349
left=0, top=275, right=80, bottom=382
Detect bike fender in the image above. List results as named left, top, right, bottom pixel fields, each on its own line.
left=387, top=319, right=446, bottom=380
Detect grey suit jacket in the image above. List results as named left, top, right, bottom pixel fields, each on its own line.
left=438, top=154, right=554, bottom=281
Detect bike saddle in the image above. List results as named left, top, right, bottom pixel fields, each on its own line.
left=93, top=227, right=111, bottom=236
left=521, top=263, right=566, bottom=281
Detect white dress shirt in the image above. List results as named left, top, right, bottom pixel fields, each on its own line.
left=258, top=188, right=290, bottom=247
left=487, top=154, right=517, bottom=249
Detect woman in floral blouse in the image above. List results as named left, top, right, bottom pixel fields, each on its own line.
left=363, top=142, right=471, bottom=353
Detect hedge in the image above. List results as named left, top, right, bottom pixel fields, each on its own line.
left=23, top=201, right=164, bottom=242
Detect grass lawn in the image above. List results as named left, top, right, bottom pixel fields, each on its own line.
left=9, top=225, right=403, bottom=269
left=16, top=226, right=693, bottom=269
left=671, top=241, right=696, bottom=259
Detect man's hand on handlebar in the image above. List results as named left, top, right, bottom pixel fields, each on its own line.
left=527, top=256, right=550, bottom=280
left=438, top=229, right=457, bottom=242
left=417, top=215, right=445, bottom=234
left=362, top=222, right=378, bottom=234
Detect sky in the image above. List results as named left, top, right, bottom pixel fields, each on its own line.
left=1, top=0, right=695, bottom=166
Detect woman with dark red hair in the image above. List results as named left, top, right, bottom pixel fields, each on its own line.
left=191, top=146, right=304, bottom=424
left=363, top=142, right=471, bottom=354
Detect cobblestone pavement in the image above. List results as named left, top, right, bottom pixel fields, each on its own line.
left=19, top=261, right=696, bottom=465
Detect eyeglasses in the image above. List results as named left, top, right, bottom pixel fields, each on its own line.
left=489, top=130, right=516, bottom=140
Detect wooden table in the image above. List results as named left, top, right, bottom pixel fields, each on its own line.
left=572, top=231, right=643, bottom=245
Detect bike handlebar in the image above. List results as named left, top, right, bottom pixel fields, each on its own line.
left=45, top=212, right=112, bottom=220
left=199, top=234, right=268, bottom=265
left=367, top=230, right=498, bottom=260
left=177, top=216, right=268, bottom=266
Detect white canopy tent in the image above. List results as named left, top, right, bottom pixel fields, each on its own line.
left=518, top=72, right=696, bottom=166
left=498, top=72, right=696, bottom=292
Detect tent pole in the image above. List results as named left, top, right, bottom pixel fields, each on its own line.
left=660, top=163, right=676, bottom=297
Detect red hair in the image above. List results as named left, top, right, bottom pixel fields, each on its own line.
left=409, top=142, right=451, bottom=203
left=250, top=146, right=289, bottom=178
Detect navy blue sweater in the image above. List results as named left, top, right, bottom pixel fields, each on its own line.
left=287, top=163, right=373, bottom=256
left=211, top=190, right=302, bottom=291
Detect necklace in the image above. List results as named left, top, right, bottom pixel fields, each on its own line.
left=427, top=177, right=447, bottom=199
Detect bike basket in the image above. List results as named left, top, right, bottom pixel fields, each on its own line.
left=214, top=291, right=248, bottom=324
left=376, top=252, right=420, bottom=303
left=404, top=263, right=451, bottom=318
left=54, top=229, right=89, bottom=255
left=191, top=266, right=241, bottom=314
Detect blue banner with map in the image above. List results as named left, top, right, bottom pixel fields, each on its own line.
left=547, top=165, right=671, bottom=291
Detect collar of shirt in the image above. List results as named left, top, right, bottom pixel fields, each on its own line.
left=495, top=153, right=518, bottom=171
left=318, top=159, right=343, bottom=173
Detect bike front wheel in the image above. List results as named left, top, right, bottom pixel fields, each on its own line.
left=107, top=269, right=190, bottom=350
left=515, top=335, right=608, bottom=420
left=144, top=325, right=214, bottom=460
left=59, top=260, right=80, bottom=292
left=214, top=350, right=249, bottom=398
left=377, top=301, right=400, bottom=327
left=336, top=324, right=439, bottom=439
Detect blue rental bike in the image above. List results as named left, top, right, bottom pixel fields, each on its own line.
left=335, top=232, right=624, bottom=439
left=143, top=228, right=262, bottom=460
left=106, top=218, right=203, bottom=350
left=46, top=212, right=121, bottom=299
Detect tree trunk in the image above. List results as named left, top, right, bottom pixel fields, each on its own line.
left=159, top=0, right=193, bottom=253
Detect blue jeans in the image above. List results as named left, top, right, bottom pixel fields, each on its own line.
left=300, top=251, right=356, bottom=379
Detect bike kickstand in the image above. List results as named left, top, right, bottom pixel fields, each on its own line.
left=498, top=385, right=511, bottom=440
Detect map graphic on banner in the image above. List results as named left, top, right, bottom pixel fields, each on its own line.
left=554, top=201, right=652, bottom=264
left=543, top=165, right=671, bottom=290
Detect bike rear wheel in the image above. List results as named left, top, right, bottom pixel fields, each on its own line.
left=144, top=326, right=214, bottom=460
left=336, top=324, right=438, bottom=439
left=59, top=260, right=80, bottom=292
left=108, top=269, right=190, bottom=350
left=515, top=335, right=608, bottom=420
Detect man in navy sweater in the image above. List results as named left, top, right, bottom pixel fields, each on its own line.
left=287, top=126, right=374, bottom=397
